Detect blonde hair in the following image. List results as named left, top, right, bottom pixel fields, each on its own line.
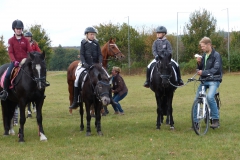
left=199, top=36, right=212, bottom=45
left=85, top=33, right=97, bottom=41
left=112, top=66, right=121, bottom=73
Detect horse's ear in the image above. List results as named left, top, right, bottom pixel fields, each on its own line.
left=168, top=53, right=172, bottom=61
left=29, top=52, right=35, bottom=60
left=41, top=51, right=46, bottom=59
left=97, top=73, right=102, bottom=81
left=109, top=38, right=113, bottom=42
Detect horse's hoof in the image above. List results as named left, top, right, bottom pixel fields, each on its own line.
left=170, top=126, right=175, bottom=130
left=40, top=132, right=48, bottom=141
left=80, top=128, right=84, bottom=132
left=18, top=140, right=25, bottom=143
left=27, top=114, right=32, bottom=118
left=97, top=131, right=103, bottom=136
left=156, top=126, right=160, bottom=130
left=86, top=132, right=91, bottom=136
left=9, top=129, right=15, bottom=135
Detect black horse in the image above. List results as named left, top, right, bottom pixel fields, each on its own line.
left=77, top=64, right=111, bottom=136
left=150, top=51, right=177, bottom=130
left=0, top=51, right=49, bottom=142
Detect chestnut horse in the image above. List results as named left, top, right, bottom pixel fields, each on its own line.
left=67, top=38, right=124, bottom=114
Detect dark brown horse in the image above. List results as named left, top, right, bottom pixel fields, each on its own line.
left=78, top=64, right=111, bottom=136
left=67, top=38, right=124, bottom=114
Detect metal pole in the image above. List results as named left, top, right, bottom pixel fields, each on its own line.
left=128, top=16, right=130, bottom=75
left=227, top=8, right=230, bottom=72
left=222, top=8, right=230, bottom=72
left=177, top=12, right=179, bottom=63
left=176, top=12, right=190, bottom=64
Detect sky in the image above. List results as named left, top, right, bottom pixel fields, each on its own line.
left=0, top=0, right=239, bottom=47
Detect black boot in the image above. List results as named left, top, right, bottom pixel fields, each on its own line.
left=143, top=67, right=151, bottom=88
left=0, top=78, right=10, bottom=101
left=174, top=64, right=184, bottom=86
left=210, top=119, right=220, bottom=128
left=69, top=87, right=80, bottom=109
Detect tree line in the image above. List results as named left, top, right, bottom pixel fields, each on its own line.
left=0, top=9, right=240, bottom=73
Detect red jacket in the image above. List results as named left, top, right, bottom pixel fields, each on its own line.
left=8, top=34, right=33, bottom=62
left=30, top=41, right=41, bottom=52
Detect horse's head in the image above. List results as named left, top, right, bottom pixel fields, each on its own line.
left=29, top=51, right=48, bottom=90
left=157, top=51, right=172, bottom=88
left=94, top=72, right=111, bottom=106
left=106, top=38, right=125, bottom=60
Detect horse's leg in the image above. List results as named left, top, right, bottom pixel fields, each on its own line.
left=95, top=103, right=103, bottom=136
left=1, top=100, right=15, bottom=135
left=85, top=102, right=91, bottom=136
left=18, top=102, right=26, bottom=142
left=155, top=93, right=162, bottom=130
left=36, top=97, right=47, bottom=141
left=167, top=94, right=175, bottom=130
left=27, top=102, right=32, bottom=118
left=79, top=101, right=84, bottom=131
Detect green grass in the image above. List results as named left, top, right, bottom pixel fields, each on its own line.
left=0, top=71, right=240, bottom=160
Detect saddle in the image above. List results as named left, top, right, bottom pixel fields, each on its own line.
left=0, top=66, right=21, bottom=89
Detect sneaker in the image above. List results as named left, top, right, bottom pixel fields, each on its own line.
left=119, top=112, right=124, bottom=115
left=143, top=81, right=150, bottom=88
left=114, top=111, right=119, bottom=115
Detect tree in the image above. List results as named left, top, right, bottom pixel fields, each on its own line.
left=50, top=45, right=79, bottom=71
left=181, top=9, right=217, bottom=62
left=0, top=36, right=9, bottom=65
left=24, top=24, right=53, bottom=69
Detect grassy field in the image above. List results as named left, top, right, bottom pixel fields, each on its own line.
left=0, top=71, right=240, bottom=160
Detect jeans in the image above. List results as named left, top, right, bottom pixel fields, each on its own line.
left=195, top=81, right=220, bottom=120
left=111, top=92, right=128, bottom=113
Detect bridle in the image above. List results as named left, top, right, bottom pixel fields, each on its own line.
left=15, top=60, right=50, bottom=88
left=108, top=42, right=122, bottom=58
left=94, top=80, right=110, bottom=102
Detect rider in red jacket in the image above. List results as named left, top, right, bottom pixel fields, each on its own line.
left=0, top=20, right=32, bottom=100
left=24, top=32, right=41, bottom=52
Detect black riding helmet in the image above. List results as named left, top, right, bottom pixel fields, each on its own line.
left=12, top=19, right=24, bottom=30
left=24, top=32, right=32, bottom=37
left=84, top=27, right=97, bottom=35
left=156, top=26, right=167, bottom=34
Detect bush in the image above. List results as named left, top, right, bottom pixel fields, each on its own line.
left=180, top=59, right=197, bottom=75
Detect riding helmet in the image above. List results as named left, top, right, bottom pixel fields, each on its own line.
left=84, top=27, right=97, bottom=35
left=155, top=26, right=167, bottom=34
left=12, top=19, right=24, bottom=30
left=24, top=32, right=32, bottom=37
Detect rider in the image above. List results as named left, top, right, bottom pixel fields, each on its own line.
left=24, top=31, right=41, bottom=52
left=143, top=26, right=184, bottom=88
left=196, top=36, right=223, bottom=128
left=0, top=20, right=32, bottom=100
left=69, top=27, right=114, bottom=110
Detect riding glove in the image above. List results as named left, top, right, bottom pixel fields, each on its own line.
left=14, top=61, right=19, bottom=67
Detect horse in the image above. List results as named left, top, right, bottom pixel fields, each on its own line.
left=67, top=38, right=124, bottom=114
left=78, top=64, right=111, bottom=136
left=150, top=51, right=177, bottom=130
left=0, top=51, right=49, bottom=142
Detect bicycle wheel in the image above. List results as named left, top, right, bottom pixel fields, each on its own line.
left=191, top=99, right=209, bottom=135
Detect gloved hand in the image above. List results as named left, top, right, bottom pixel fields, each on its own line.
left=14, top=61, right=19, bottom=67
left=83, top=63, right=90, bottom=69
left=155, top=55, right=159, bottom=61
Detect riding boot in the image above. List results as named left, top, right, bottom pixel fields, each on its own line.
left=69, top=87, right=80, bottom=109
left=0, top=78, right=10, bottom=101
left=175, top=66, right=184, bottom=86
left=143, top=67, right=151, bottom=88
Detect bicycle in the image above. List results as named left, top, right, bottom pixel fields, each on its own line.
left=187, top=74, right=221, bottom=136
